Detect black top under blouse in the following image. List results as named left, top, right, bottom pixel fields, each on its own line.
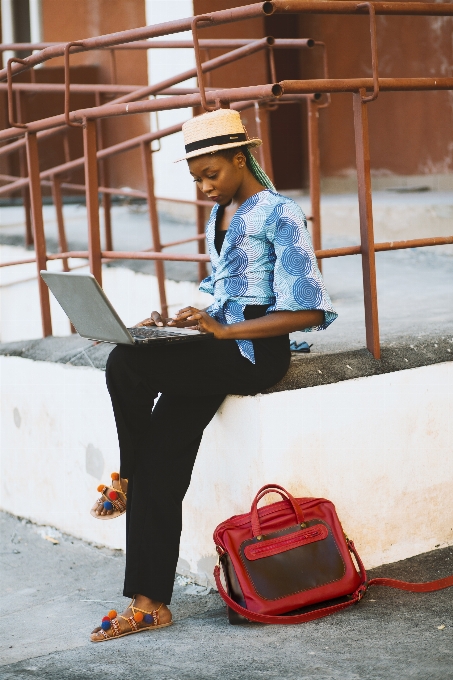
left=214, top=206, right=290, bottom=366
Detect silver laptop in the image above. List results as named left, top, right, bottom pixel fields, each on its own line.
left=40, top=271, right=213, bottom=346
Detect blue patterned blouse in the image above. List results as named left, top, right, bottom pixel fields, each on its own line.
left=199, top=190, right=337, bottom=363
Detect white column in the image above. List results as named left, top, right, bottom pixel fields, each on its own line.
left=144, top=0, right=196, bottom=201
left=0, top=0, right=15, bottom=65
left=29, top=0, right=43, bottom=45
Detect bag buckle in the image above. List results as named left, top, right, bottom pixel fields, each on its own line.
left=354, top=583, right=368, bottom=602
left=215, top=545, right=226, bottom=566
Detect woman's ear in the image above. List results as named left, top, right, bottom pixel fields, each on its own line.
left=234, top=151, right=246, bottom=169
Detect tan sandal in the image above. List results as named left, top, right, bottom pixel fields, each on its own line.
left=90, top=472, right=127, bottom=520
left=91, top=599, right=172, bottom=642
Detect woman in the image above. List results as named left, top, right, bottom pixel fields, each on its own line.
left=90, top=109, right=337, bottom=641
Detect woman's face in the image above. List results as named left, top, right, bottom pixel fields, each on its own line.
left=188, top=151, right=245, bottom=206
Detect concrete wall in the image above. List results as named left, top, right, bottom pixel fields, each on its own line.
left=1, top=354, right=451, bottom=587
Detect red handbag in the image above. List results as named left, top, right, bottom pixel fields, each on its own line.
left=213, top=484, right=453, bottom=624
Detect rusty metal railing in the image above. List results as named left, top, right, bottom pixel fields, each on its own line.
left=0, top=1, right=451, bottom=359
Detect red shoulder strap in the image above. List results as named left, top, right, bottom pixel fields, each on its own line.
left=214, top=540, right=453, bottom=625
left=367, top=575, right=453, bottom=592
left=213, top=564, right=365, bottom=625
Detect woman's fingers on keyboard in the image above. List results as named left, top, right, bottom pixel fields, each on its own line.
left=171, top=307, right=200, bottom=322
left=134, top=317, right=154, bottom=327
left=150, top=311, right=164, bottom=327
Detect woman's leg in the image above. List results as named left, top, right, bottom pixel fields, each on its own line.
left=124, top=393, right=225, bottom=603
left=105, top=343, right=231, bottom=603
left=92, top=339, right=285, bottom=639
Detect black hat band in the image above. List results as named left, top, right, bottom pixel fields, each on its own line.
left=185, top=133, right=247, bottom=154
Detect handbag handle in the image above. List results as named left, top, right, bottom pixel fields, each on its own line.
left=250, top=484, right=305, bottom=538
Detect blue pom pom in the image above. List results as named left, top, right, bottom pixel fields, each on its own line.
left=101, top=620, right=111, bottom=630
left=103, top=500, right=114, bottom=511
left=144, top=614, right=153, bottom=624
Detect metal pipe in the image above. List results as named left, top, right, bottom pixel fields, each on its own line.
left=196, top=187, right=208, bottom=281
left=0, top=38, right=315, bottom=52
left=0, top=84, right=282, bottom=143
left=0, top=126, right=67, bottom=160
left=0, top=257, right=38, bottom=268
left=25, top=132, right=52, bottom=336
left=357, top=3, right=380, bottom=103
left=101, top=251, right=211, bottom=262
left=3, top=233, right=449, bottom=271
left=270, top=1, right=453, bottom=15
left=95, top=91, right=113, bottom=252
left=0, top=82, right=141, bottom=94
left=280, top=78, right=453, bottom=95
left=162, top=234, right=207, bottom=249
left=141, top=141, right=168, bottom=317
left=307, top=98, right=322, bottom=271
left=0, top=3, right=275, bottom=82
left=353, top=89, right=380, bottom=359
left=50, top=176, right=70, bottom=272
left=109, top=37, right=275, bottom=107
left=83, top=119, right=102, bottom=285
left=0, top=96, right=286, bottom=193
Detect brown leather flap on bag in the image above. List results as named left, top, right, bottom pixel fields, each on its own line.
left=244, top=524, right=328, bottom=561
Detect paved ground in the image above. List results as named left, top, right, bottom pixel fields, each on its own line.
left=0, top=511, right=452, bottom=680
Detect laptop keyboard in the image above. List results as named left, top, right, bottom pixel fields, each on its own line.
left=128, top=327, right=190, bottom=338
left=126, top=326, right=212, bottom=344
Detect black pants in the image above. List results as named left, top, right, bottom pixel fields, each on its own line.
left=105, top=334, right=290, bottom=604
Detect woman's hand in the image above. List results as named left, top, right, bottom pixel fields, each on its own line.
left=134, top=311, right=171, bottom=328
left=168, top=306, right=228, bottom=339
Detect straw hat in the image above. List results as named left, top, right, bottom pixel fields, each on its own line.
left=177, top=109, right=261, bottom=162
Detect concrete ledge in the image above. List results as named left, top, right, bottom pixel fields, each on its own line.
left=0, top=332, right=451, bottom=389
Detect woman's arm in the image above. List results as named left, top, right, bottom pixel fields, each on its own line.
left=169, top=307, right=324, bottom=339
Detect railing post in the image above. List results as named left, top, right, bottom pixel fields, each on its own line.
left=101, top=178, right=113, bottom=251
left=83, top=118, right=102, bottom=285
left=19, top=148, right=33, bottom=246
left=15, top=90, right=34, bottom=246
left=25, top=131, right=52, bottom=337
left=353, top=90, right=380, bottom=359
left=51, top=175, right=69, bottom=272
left=140, top=141, right=168, bottom=317
left=95, top=94, right=113, bottom=252
left=307, top=97, right=322, bottom=272
left=196, top=187, right=208, bottom=283
left=51, top=174, right=77, bottom=334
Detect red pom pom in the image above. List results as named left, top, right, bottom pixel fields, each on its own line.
left=134, top=612, right=144, bottom=623
left=108, top=490, right=118, bottom=500
left=111, top=472, right=120, bottom=481
left=97, top=484, right=105, bottom=493
left=102, top=616, right=110, bottom=622
left=108, top=610, right=117, bottom=620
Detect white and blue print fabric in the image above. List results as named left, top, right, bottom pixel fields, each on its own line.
left=199, top=190, right=337, bottom=363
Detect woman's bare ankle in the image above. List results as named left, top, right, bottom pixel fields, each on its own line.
left=134, top=594, right=172, bottom=623
left=134, top=593, right=163, bottom=610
